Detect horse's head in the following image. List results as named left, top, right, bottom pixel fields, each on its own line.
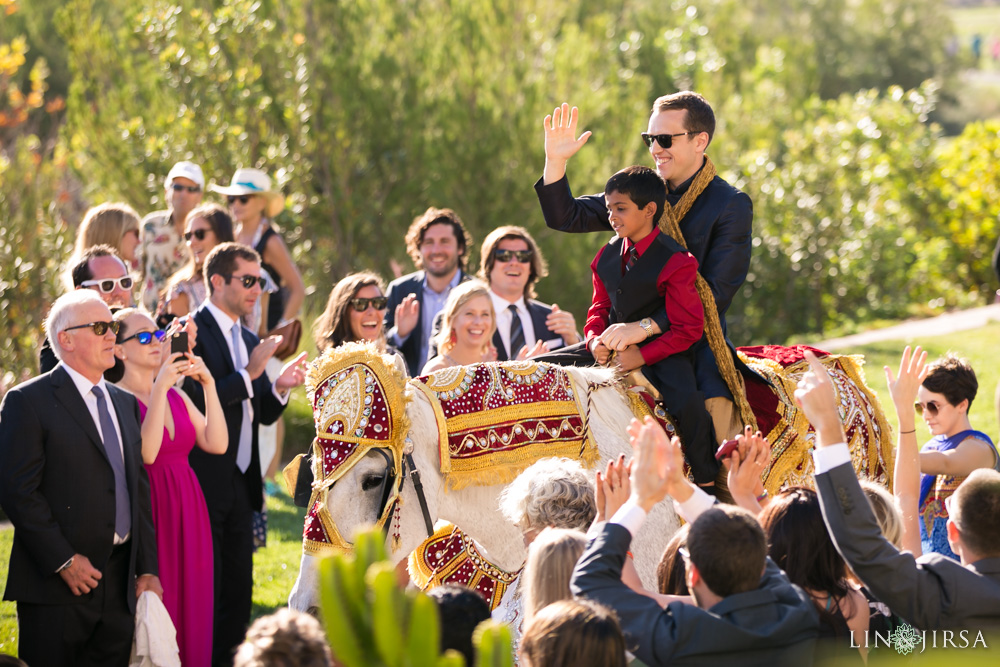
left=301, top=342, right=410, bottom=556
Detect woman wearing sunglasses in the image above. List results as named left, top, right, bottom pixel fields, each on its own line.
left=113, top=308, right=227, bottom=667
left=422, top=280, right=497, bottom=374
left=163, top=203, right=235, bottom=319
left=313, top=272, right=404, bottom=365
left=884, top=347, right=999, bottom=559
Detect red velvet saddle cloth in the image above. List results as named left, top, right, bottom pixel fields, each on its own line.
left=738, top=344, right=894, bottom=493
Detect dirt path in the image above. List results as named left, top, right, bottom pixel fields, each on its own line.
left=816, top=303, right=1000, bottom=351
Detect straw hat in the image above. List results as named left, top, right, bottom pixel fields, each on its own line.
left=210, top=168, right=285, bottom=218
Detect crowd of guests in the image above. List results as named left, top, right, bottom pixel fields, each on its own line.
left=1, top=87, right=999, bottom=667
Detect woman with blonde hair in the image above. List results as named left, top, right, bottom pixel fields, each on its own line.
left=422, top=280, right=496, bottom=373
left=74, top=202, right=142, bottom=268
left=519, top=599, right=625, bottom=667
left=521, top=528, right=587, bottom=626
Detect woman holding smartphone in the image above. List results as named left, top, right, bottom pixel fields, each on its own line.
left=114, top=308, right=227, bottom=667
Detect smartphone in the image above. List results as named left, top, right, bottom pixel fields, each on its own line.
left=170, top=331, right=189, bottom=356
left=714, top=438, right=739, bottom=461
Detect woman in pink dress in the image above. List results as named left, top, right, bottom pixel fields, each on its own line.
left=114, top=309, right=227, bottom=667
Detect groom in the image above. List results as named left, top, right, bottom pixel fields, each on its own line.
left=535, top=92, right=754, bottom=446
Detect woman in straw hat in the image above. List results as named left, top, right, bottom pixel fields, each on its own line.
left=211, top=168, right=305, bottom=332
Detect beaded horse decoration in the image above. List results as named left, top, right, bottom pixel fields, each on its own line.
left=412, top=360, right=670, bottom=490
left=301, top=342, right=410, bottom=556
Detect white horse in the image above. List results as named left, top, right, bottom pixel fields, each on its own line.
left=287, top=352, right=680, bottom=613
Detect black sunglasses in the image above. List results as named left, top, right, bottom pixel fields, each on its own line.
left=119, top=330, right=166, bottom=345
left=640, top=131, right=697, bottom=149
left=79, top=276, right=134, bottom=293
left=184, top=229, right=209, bottom=241
left=64, top=320, right=121, bottom=336
left=227, top=195, right=254, bottom=205
left=350, top=296, right=388, bottom=312
left=228, top=274, right=267, bottom=289
left=915, top=400, right=944, bottom=417
left=494, top=249, right=533, bottom=263
left=171, top=183, right=201, bottom=194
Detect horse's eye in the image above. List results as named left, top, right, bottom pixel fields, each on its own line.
left=361, top=474, right=384, bottom=492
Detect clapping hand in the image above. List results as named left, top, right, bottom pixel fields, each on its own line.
left=545, top=304, right=579, bottom=344
left=275, top=351, right=309, bottom=393
left=627, top=416, right=691, bottom=511
left=724, top=426, right=771, bottom=510
left=394, top=294, right=420, bottom=339
left=595, top=454, right=633, bottom=522
left=515, top=339, right=548, bottom=361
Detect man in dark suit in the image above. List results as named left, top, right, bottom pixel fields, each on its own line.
left=478, top=225, right=580, bottom=360
left=182, top=242, right=307, bottom=666
left=535, top=93, right=753, bottom=443
left=0, top=289, right=161, bottom=666
left=572, top=417, right=819, bottom=666
left=795, top=350, right=1000, bottom=630
left=384, top=207, right=473, bottom=375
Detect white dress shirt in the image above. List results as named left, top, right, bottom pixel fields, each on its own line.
left=490, top=291, right=538, bottom=358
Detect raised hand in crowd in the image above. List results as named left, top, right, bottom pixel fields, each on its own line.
left=595, top=454, right=632, bottom=523
left=793, top=350, right=847, bottom=448
left=542, top=103, right=593, bottom=185
left=394, top=293, right=421, bottom=340
left=724, top=426, right=771, bottom=514
left=627, top=415, right=694, bottom=509
left=884, top=345, right=928, bottom=555
left=275, top=351, right=309, bottom=395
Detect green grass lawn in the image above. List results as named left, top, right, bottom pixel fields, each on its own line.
left=0, top=490, right=305, bottom=657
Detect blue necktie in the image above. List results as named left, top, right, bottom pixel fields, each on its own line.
left=231, top=323, right=253, bottom=473
left=91, top=386, right=131, bottom=538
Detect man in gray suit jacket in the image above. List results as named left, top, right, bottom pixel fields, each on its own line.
left=572, top=417, right=819, bottom=666
left=795, top=350, right=1000, bottom=631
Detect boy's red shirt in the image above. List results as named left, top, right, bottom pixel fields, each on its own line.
left=585, top=228, right=704, bottom=365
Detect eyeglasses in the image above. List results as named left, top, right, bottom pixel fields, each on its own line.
left=184, top=229, right=209, bottom=241
left=228, top=274, right=267, bottom=289
left=349, top=296, right=388, bottom=312
left=64, top=320, right=121, bottom=336
left=494, top=249, right=533, bottom=263
left=915, top=400, right=944, bottom=417
left=119, top=330, right=166, bottom=345
left=227, top=195, right=253, bottom=205
left=171, top=183, right=201, bottom=194
left=640, top=131, right=697, bottom=149
left=79, top=276, right=134, bottom=293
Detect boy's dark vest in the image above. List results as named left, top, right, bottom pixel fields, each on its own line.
left=595, top=232, right=688, bottom=328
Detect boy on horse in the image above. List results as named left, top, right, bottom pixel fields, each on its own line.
left=586, top=165, right=718, bottom=490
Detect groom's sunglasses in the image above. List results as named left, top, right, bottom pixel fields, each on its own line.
left=640, top=131, right=697, bottom=149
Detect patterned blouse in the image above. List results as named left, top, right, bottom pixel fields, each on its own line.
left=140, top=210, right=188, bottom=312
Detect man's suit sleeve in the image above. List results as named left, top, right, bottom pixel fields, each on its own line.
left=816, top=462, right=956, bottom=630
left=700, top=191, right=752, bottom=318
left=571, top=522, right=677, bottom=666
left=0, top=389, right=76, bottom=573
left=534, top=175, right=611, bottom=233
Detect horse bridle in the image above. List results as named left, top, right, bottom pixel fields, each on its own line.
left=370, top=446, right=435, bottom=540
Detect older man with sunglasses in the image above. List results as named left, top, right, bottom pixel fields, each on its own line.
left=0, top=289, right=162, bottom=666
left=535, top=92, right=754, bottom=452
left=140, top=161, right=205, bottom=312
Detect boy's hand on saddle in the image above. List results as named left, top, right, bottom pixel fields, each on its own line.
left=590, top=338, right=612, bottom=365
left=613, top=346, right=644, bottom=373
left=599, top=322, right=646, bottom=351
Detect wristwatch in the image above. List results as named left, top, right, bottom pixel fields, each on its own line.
left=639, top=318, right=654, bottom=339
